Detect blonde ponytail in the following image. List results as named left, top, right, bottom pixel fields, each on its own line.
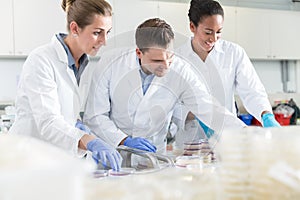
left=61, top=0, right=77, bottom=12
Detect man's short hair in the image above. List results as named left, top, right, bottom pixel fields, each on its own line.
left=135, top=18, right=174, bottom=52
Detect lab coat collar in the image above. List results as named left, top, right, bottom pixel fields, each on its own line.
left=185, top=37, right=197, bottom=58
left=56, top=33, right=89, bottom=85
left=56, top=33, right=89, bottom=69
left=132, top=52, right=161, bottom=98
left=51, top=34, right=81, bottom=96
left=56, top=33, right=76, bottom=67
left=52, top=34, right=69, bottom=65
left=213, top=39, right=225, bottom=54
left=52, top=33, right=90, bottom=66
left=136, top=56, right=155, bottom=80
left=177, top=38, right=204, bottom=66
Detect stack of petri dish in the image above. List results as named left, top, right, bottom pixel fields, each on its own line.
left=175, top=155, right=203, bottom=168
left=217, top=126, right=300, bottom=199
left=216, top=129, right=250, bottom=199
left=93, top=170, right=108, bottom=179
left=175, top=139, right=217, bottom=169
left=183, top=139, right=216, bottom=163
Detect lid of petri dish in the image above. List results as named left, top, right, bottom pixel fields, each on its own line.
left=184, top=140, right=210, bottom=150
left=108, top=168, right=136, bottom=176
left=184, top=139, right=208, bottom=145
left=93, top=170, right=108, bottom=178
left=175, top=155, right=203, bottom=168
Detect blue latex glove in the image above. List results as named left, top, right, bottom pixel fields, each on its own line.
left=262, top=113, right=281, bottom=127
left=195, top=117, right=214, bottom=139
left=75, top=120, right=91, bottom=134
left=124, top=137, right=157, bottom=152
left=87, top=138, right=122, bottom=171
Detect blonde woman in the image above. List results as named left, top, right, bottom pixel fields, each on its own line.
left=10, top=0, right=122, bottom=170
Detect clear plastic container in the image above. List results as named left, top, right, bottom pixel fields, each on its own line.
left=175, top=155, right=203, bottom=168
left=183, top=139, right=209, bottom=150
left=108, top=168, right=136, bottom=176
left=93, top=170, right=108, bottom=178
left=182, top=139, right=216, bottom=163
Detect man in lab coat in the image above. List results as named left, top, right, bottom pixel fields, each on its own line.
left=173, top=0, right=280, bottom=148
left=84, top=18, right=246, bottom=154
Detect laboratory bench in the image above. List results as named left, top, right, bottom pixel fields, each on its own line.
left=1, top=126, right=300, bottom=199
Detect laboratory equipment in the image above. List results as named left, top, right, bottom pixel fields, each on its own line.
left=108, top=168, right=136, bottom=176
left=93, top=170, right=108, bottom=178
left=117, top=145, right=174, bottom=173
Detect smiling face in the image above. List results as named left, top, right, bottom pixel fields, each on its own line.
left=190, top=14, right=223, bottom=55
left=136, top=47, right=174, bottom=77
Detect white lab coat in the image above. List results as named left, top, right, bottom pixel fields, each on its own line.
left=9, top=35, right=86, bottom=156
left=83, top=48, right=246, bottom=153
left=176, top=38, right=272, bottom=122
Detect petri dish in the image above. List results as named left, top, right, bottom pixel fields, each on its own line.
left=184, top=140, right=210, bottom=150
left=183, top=148, right=213, bottom=158
left=175, top=155, right=203, bottom=168
left=93, top=170, right=108, bottom=178
left=186, top=163, right=203, bottom=172
left=108, top=168, right=136, bottom=176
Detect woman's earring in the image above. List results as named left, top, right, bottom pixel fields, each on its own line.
left=73, top=33, right=78, bottom=37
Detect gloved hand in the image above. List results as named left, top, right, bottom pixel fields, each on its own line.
left=124, top=137, right=157, bottom=152
left=87, top=138, right=122, bottom=171
left=262, top=113, right=281, bottom=127
left=75, top=120, right=91, bottom=134
left=196, top=118, right=214, bottom=139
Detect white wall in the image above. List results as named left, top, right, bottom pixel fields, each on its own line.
left=0, top=58, right=101, bottom=103
left=235, top=60, right=300, bottom=113
left=252, top=60, right=299, bottom=94
left=0, top=58, right=24, bottom=102
left=1, top=58, right=297, bottom=103
left=253, top=61, right=283, bottom=93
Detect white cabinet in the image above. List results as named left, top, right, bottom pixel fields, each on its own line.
left=2, top=1, right=300, bottom=59
left=270, top=10, right=300, bottom=60
left=236, top=7, right=300, bottom=60
left=236, top=7, right=271, bottom=59
left=13, top=0, right=66, bottom=55
left=222, top=6, right=237, bottom=43
left=0, top=0, right=14, bottom=56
